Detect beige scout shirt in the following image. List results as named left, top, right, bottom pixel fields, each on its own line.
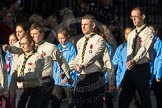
left=37, top=41, right=71, bottom=79
left=127, top=24, right=154, bottom=64
left=102, top=47, right=115, bottom=85
left=16, top=52, right=44, bottom=89
left=70, top=34, right=113, bottom=73
left=10, top=41, right=71, bottom=80
left=10, top=41, right=23, bottom=77
left=69, top=34, right=115, bottom=85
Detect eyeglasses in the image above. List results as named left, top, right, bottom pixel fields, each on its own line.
left=30, top=32, right=40, bottom=36
left=130, top=16, right=141, bottom=19
left=19, top=43, right=29, bottom=46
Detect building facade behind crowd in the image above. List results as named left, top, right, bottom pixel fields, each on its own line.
left=0, top=1, right=162, bottom=108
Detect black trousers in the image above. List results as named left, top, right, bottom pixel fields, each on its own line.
left=118, top=63, right=151, bottom=108
left=152, top=77, right=162, bottom=108
left=17, top=86, right=43, bottom=108
left=40, top=77, right=54, bottom=108
left=9, top=78, right=17, bottom=108
left=104, top=92, right=114, bottom=108
left=74, top=72, right=105, bottom=108
left=51, top=85, right=75, bottom=108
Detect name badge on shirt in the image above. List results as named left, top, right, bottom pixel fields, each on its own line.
left=89, top=50, right=92, bottom=53
left=41, top=51, right=46, bottom=57
left=28, top=68, right=31, bottom=71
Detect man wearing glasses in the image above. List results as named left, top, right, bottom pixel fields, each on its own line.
left=118, top=6, right=153, bottom=108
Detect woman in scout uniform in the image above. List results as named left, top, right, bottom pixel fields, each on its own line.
left=15, top=35, right=44, bottom=108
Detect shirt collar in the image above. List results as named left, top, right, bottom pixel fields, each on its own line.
left=136, top=24, right=146, bottom=32
left=24, top=50, right=34, bottom=57
left=36, top=40, right=45, bottom=46
left=85, top=33, right=96, bottom=38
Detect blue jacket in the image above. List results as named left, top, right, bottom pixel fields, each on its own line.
left=155, top=41, right=162, bottom=79
left=5, top=51, right=12, bottom=87
left=53, top=41, right=78, bottom=87
left=150, top=36, right=162, bottom=80
left=112, top=42, right=127, bottom=87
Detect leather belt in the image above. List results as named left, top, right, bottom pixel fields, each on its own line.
left=41, top=76, right=52, bottom=80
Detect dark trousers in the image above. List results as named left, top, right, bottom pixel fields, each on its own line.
left=129, top=91, right=141, bottom=108
left=118, top=63, right=151, bottom=108
left=9, top=78, right=17, bottom=108
left=40, top=77, right=54, bottom=108
left=105, top=92, right=114, bottom=108
left=74, top=72, right=104, bottom=108
left=17, top=86, right=43, bottom=108
left=51, top=85, right=75, bottom=108
left=152, top=77, right=162, bottom=108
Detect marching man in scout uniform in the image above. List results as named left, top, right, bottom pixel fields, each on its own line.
left=69, top=14, right=114, bottom=108
left=118, top=6, right=154, bottom=108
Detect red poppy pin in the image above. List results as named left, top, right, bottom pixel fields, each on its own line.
left=28, top=63, right=32, bottom=65
left=139, top=39, right=142, bottom=44
left=41, top=51, right=46, bottom=57
left=90, top=44, right=93, bottom=49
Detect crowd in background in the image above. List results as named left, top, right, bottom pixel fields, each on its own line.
left=0, top=1, right=162, bottom=108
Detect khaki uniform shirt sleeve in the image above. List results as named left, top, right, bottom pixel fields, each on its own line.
left=10, top=42, right=23, bottom=76
left=10, top=41, right=24, bottom=54
left=10, top=46, right=23, bottom=54
left=103, top=48, right=115, bottom=85
left=69, top=58, right=77, bottom=71
left=52, top=46, right=71, bottom=79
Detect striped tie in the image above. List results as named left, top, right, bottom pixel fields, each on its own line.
left=132, top=26, right=146, bottom=57
left=132, top=30, right=139, bottom=57
left=20, top=52, right=34, bottom=76
left=81, top=37, right=89, bottom=63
